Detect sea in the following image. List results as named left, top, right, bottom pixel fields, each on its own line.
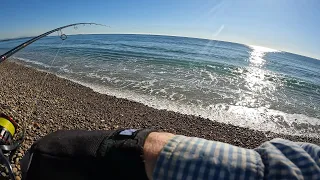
left=0, top=34, right=319, bottom=137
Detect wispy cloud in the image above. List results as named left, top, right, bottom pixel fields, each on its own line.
left=212, top=24, right=225, bottom=37
left=208, top=0, right=226, bottom=17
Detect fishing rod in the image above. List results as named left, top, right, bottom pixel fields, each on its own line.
left=0, top=23, right=106, bottom=63
left=0, top=23, right=107, bottom=180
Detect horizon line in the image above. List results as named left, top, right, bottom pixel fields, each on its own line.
left=1, top=33, right=319, bottom=61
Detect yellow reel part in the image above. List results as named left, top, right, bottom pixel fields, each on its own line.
left=0, top=117, right=15, bottom=136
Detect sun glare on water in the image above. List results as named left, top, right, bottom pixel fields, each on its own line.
left=247, top=45, right=280, bottom=66
left=249, top=45, right=280, bottom=53
left=236, top=45, right=281, bottom=108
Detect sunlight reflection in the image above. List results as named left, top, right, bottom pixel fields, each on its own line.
left=249, top=45, right=279, bottom=67
left=236, top=45, right=280, bottom=108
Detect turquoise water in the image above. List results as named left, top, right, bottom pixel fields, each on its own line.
left=0, top=34, right=319, bottom=136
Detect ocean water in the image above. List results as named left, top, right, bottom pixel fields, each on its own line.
left=0, top=34, right=319, bottom=137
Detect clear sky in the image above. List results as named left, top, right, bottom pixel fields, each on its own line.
left=1, top=0, right=320, bottom=59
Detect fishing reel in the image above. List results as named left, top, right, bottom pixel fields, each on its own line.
left=0, top=113, right=22, bottom=180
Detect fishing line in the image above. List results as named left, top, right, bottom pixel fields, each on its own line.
left=0, top=23, right=109, bottom=180
left=27, top=32, right=66, bottom=136
left=0, top=31, right=68, bottom=179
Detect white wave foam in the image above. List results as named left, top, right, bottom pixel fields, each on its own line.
left=15, top=58, right=318, bottom=137
left=57, top=75, right=320, bottom=138
left=59, top=64, right=72, bottom=73
left=13, top=57, right=55, bottom=69
left=202, top=69, right=216, bottom=81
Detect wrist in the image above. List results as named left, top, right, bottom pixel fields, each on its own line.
left=143, top=132, right=175, bottom=179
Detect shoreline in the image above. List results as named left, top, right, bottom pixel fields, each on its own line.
left=59, top=74, right=320, bottom=138
left=12, top=58, right=320, bottom=138
left=1, top=60, right=319, bottom=178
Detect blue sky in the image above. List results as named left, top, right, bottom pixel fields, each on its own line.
left=1, top=0, right=320, bottom=59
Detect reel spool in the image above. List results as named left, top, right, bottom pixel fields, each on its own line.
left=0, top=114, right=17, bottom=146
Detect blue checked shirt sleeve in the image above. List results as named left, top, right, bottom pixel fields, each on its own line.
left=255, top=138, right=320, bottom=180
left=152, top=136, right=320, bottom=180
left=152, top=135, right=264, bottom=180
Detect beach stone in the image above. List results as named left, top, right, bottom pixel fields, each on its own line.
left=17, top=153, right=23, bottom=157
left=13, top=167, right=18, bottom=173
left=16, top=176, right=21, bottom=180
left=1, top=172, right=6, bottom=177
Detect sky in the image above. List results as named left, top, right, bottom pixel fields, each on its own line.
left=1, top=0, right=320, bottom=59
